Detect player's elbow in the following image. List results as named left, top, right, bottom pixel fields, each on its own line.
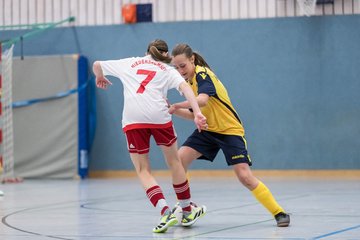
left=197, top=94, right=209, bottom=107
left=198, top=100, right=207, bottom=107
left=92, top=61, right=102, bottom=75
left=93, top=61, right=100, bottom=70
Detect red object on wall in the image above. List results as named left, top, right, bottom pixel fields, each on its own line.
left=122, top=4, right=137, bottom=24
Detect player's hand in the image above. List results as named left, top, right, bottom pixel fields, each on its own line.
left=165, top=98, right=177, bottom=114
left=164, top=97, right=172, bottom=109
left=96, top=76, right=112, bottom=89
left=167, top=100, right=178, bottom=114
left=194, top=112, right=208, bottom=132
left=168, top=104, right=177, bottom=114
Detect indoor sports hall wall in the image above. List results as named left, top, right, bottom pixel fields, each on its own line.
left=1, top=15, right=359, bottom=172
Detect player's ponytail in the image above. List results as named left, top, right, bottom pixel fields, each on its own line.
left=147, top=39, right=172, bottom=64
left=193, top=52, right=211, bottom=70
left=172, top=44, right=212, bottom=70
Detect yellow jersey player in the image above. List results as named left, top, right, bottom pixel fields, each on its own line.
left=169, top=43, right=290, bottom=227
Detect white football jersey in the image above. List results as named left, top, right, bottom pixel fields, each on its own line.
left=99, top=55, right=185, bottom=131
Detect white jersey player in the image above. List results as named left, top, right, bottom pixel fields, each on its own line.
left=92, top=39, right=207, bottom=233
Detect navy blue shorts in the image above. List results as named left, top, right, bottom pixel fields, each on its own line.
left=182, top=130, right=252, bottom=166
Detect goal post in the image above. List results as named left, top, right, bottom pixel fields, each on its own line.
left=0, top=43, right=17, bottom=183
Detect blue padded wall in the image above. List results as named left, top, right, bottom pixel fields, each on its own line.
left=2, top=15, right=360, bottom=170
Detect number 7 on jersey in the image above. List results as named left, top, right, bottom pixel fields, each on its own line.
left=136, top=69, right=156, bottom=93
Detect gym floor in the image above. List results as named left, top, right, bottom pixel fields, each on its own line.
left=1, top=173, right=359, bottom=239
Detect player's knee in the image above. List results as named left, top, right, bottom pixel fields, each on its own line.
left=239, top=174, right=253, bottom=188
left=178, top=147, right=198, bottom=171
left=178, top=148, right=185, bottom=160
left=166, top=158, right=182, bottom=169
left=233, top=166, right=256, bottom=189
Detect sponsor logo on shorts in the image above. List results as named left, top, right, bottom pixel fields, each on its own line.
left=129, top=143, right=135, bottom=149
left=231, top=154, right=245, bottom=159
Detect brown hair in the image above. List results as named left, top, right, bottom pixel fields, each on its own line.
left=147, top=39, right=172, bottom=64
left=171, top=43, right=211, bottom=70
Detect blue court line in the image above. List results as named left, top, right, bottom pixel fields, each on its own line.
left=311, top=224, right=360, bottom=239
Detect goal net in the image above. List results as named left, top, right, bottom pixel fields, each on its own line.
left=0, top=44, right=17, bottom=183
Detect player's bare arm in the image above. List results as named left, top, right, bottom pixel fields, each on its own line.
left=177, top=82, right=208, bottom=131
left=169, top=93, right=209, bottom=114
left=170, top=108, right=194, bottom=120
left=93, top=61, right=113, bottom=89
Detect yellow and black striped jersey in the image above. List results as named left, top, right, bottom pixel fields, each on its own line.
left=188, top=65, right=245, bottom=136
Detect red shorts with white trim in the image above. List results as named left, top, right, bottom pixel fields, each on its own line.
left=125, top=126, right=177, bottom=154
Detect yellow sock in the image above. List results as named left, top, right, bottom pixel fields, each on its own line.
left=251, top=181, right=284, bottom=216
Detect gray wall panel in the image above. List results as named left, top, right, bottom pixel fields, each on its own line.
left=12, top=55, right=78, bottom=178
